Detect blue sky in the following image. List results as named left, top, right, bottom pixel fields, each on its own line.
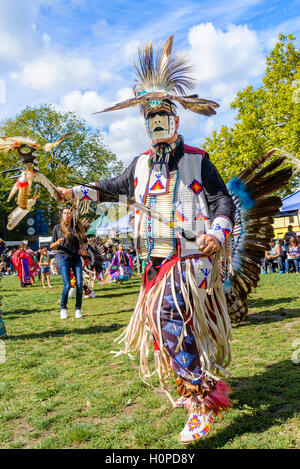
left=0, top=0, right=299, bottom=164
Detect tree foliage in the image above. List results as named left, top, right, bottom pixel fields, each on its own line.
left=202, top=34, right=300, bottom=193
left=0, top=105, right=123, bottom=238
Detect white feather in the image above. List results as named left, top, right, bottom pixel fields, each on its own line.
left=7, top=198, right=37, bottom=230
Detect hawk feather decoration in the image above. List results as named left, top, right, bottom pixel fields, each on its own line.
left=223, top=148, right=296, bottom=323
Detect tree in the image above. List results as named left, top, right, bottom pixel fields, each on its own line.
left=0, top=105, right=124, bottom=238
left=202, top=34, right=300, bottom=193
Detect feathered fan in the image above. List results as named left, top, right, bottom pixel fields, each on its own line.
left=223, top=148, right=295, bottom=322
left=94, top=35, right=219, bottom=117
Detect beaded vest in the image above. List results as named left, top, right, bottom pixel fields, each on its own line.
left=134, top=145, right=210, bottom=260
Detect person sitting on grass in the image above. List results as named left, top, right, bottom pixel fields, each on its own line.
left=39, top=247, right=52, bottom=289
left=262, top=239, right=282, bottom=273
left=284, top=237, right=300, bottom=274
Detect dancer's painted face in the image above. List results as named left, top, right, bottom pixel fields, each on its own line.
left=145, top=111, right=176, bottom=141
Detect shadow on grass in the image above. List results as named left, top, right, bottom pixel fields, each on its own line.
left=98, top=290, right=141, bottom=300
left=247, top=297, right=298, bottom=309
left=97, top=279, right=141, bottom=290
left=3, top=308, right=53, bottom=319
left=234, top=308, right=300, bottom=328
left=190, top=360, right=299, bottom=449
left=92, top=307, right=134, bottom=317
left=6, top=323, right=125, bottom=341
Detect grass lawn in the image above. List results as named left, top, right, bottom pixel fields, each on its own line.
left=0, top=272, right=299, bottom=449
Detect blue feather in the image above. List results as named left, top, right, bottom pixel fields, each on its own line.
left=227, top=178, right=254, bottom=210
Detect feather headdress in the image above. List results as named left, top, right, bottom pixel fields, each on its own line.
left=95, top=35, right=219, bottom=117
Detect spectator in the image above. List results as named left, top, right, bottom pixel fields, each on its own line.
left=284, top=225, right=297, bottom=242
left=262, top=239, right=282, bottom=273
left=35, top=248, right=42, bottom=280
left=7, top=248, right=16, bottom=274
left=285, top=237, right=300, bottom=274
left=39, top=247, right=52, bottom=288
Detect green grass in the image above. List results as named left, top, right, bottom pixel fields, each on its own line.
left=0, top=272, right=299, bottom=449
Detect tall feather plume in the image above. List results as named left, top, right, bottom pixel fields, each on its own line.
left=133, top=35, right=195, bottom=96
left=94, top=35, right=219, bottom=117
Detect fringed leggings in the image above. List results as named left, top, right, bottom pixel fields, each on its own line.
left=150, top=261, right=203, bottom=385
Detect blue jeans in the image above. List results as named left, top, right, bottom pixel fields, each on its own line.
left=57, top=255, right=83, bottom=309
left=284, top=257, right=299, bottom=273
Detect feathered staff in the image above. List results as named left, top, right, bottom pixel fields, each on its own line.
left=0, top=134, right=70, bottom=230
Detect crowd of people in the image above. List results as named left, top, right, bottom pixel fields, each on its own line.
left=0, top=242, right=54, bottom=283
left=0, top=212, right=140, bottom=322
left=1, top=224, right=299, bottom=296
left=262, top=225, right=300, bottom=274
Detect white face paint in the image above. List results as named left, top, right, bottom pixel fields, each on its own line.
left=146, top=112, right=176, bottom=141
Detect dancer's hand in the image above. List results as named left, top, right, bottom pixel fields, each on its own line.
left=57, top=187, right=73, bottom=200
left=197, top=234, right=220, bottom=256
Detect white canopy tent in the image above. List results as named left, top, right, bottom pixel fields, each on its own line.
left=4, top=240, right=26, bottom=247
left=39, top=236, right=52, bottom=246
left=96, top=213, right=133, bottom=237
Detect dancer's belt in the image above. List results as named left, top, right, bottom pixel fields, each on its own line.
left=150, top=257, right=165, bottom=266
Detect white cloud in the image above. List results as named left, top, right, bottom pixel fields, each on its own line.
left=103, top=116, right=148, bottom=165
left=258, top=16, right=300, bottom=50
left=58, top=89, right=148, bottom=163
left=58, top=90, right=108, bottom=125
left=188, top=22, right=265, bottom=106
left=0, top=0, right=46, bottom=68
left=14, top=55, right=96, bottom=93
left=124, top=40, right=141, bottom=59
left=42, top=33, right=51, bottom=48
left=55, top=22, right=268, bottom=164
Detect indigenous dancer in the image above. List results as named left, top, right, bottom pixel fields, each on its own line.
left=58, top=36, right=294, bottom=443
left=12, top=243, right=37, bottom=287
left=108, top=243, right=134, bottom=284
left=59, top=36, right=234, bottom=443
